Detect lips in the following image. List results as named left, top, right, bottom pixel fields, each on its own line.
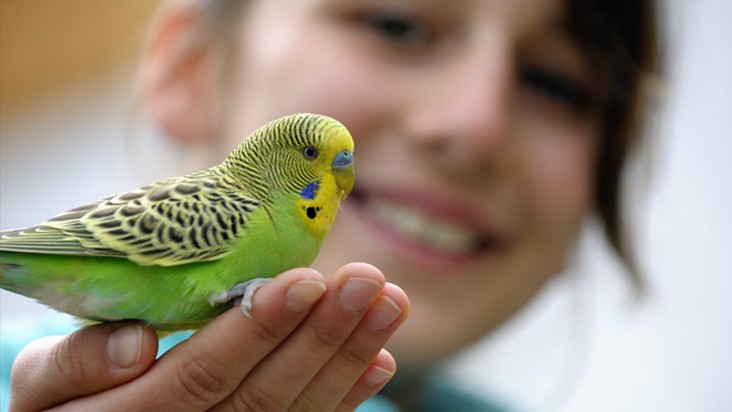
left=348, top=186, right=502, bottom=261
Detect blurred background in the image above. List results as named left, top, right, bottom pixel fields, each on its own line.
left=1, top=0, right=730, bottom=411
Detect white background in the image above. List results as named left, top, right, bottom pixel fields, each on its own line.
left=2, top=1, right=731, bottom=410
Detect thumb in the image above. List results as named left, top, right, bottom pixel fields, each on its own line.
left=9, top=321, right=158, bottom=411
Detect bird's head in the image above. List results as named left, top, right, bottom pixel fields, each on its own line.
left=224, top=113, right=355, bottom=204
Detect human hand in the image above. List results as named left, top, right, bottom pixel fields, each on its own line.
left=8, top=263, right=409, bottom=411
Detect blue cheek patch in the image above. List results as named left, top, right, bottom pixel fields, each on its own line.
left=300, top=181, right=320, bottom=200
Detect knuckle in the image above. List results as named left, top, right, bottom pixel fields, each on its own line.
left=229, top=382, right=285, bottom=412
left=174, top=355, right=232, bottom=406
left=310, top=325, right=346, bottom=351
left=334, top=344, right=376, bottom=370
left=248, top=315, right=289, bottom=347
left=53, top=333, right=87, bottom=389
left=290, top=392, right=328, bottom=412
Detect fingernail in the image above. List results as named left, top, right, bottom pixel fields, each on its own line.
left=107, top=324, right=142, bottom=368
left=362, top=365, right=394, bottom=387
left=340, top=277, right=383, bottom=313
left=365, top=295, right=402, bottom=332
left=287, top=280, right=327, bottom=312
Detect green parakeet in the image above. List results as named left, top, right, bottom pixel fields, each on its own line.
left=0, top=113, right=355, bottom=332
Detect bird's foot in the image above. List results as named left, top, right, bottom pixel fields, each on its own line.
left=208, top=278, right=270, bottom=317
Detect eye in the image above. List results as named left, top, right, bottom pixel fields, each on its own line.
left=519, top=66, right=593, bottom=112
left=359, top=10, right=434, bottom=49
left=303, top=146, right=319, bottom=160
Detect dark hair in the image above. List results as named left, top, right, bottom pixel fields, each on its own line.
left=566, top=0, right=660, bottom=291
left=196, top=0, right=660, bottom=290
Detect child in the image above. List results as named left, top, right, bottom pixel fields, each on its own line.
left=5, top=0, right=658, bottom=410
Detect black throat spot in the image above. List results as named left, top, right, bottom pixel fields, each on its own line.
left=305, top=206, right=323, bottom=220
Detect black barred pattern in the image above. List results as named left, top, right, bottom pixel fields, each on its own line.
left=0, top=170, right=260, bottom=265
left=86, top=171, right=260, bottom=265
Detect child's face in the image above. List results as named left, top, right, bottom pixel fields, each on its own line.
left=224, top=0, right=603, bottom=363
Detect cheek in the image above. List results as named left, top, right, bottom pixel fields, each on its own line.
left=523, top=126, right=597, bottom=230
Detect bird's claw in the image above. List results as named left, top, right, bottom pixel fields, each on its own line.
left=209, top=278, right=270, bottom=317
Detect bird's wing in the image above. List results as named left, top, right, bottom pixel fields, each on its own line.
left=0, top=172, right=261, bottom=266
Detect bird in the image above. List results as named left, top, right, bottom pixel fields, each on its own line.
left=0, top=113, right=354, bottom=333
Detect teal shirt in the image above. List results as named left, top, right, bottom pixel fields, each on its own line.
left=1, top=313, right=509, bottom=411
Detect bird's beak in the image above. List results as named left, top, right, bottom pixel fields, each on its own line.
left=332, top=150, right=354, bottom=199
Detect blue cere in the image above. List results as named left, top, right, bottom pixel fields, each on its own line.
left=300, top=181, right=320, bottom=200
left=332, top=150, right=353, bottom=168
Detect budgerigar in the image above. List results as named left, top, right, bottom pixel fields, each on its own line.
left=0, top=113, right=354, bottom=332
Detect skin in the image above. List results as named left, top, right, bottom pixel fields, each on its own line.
left=10, top=0, right=609, bottom=409
left=224, top=0, right=603, bottom=364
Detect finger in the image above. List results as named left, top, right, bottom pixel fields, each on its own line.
left=212, top=262, right=389, bottom=411
left=296, top=282, right=409, bottom=411
left=9, top=321, right=157, bottom=412
left=68, top=268, right=327, bottom=411
left=214, top=263, right=387, bottom=410
left=337, top=349, right=397, bottom=412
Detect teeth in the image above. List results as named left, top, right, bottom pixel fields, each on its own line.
left=364, top=198, right=478, bottom=254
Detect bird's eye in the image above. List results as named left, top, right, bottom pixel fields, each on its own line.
left=303, top=146, right=319, bottom=160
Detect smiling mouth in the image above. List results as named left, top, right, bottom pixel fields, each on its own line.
left=349, top=188, right=500, bottom=257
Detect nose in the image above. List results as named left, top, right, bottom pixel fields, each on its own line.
left=404, top=41, right=512, bottom=164
left=332, top=150, right=354, bottom=168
